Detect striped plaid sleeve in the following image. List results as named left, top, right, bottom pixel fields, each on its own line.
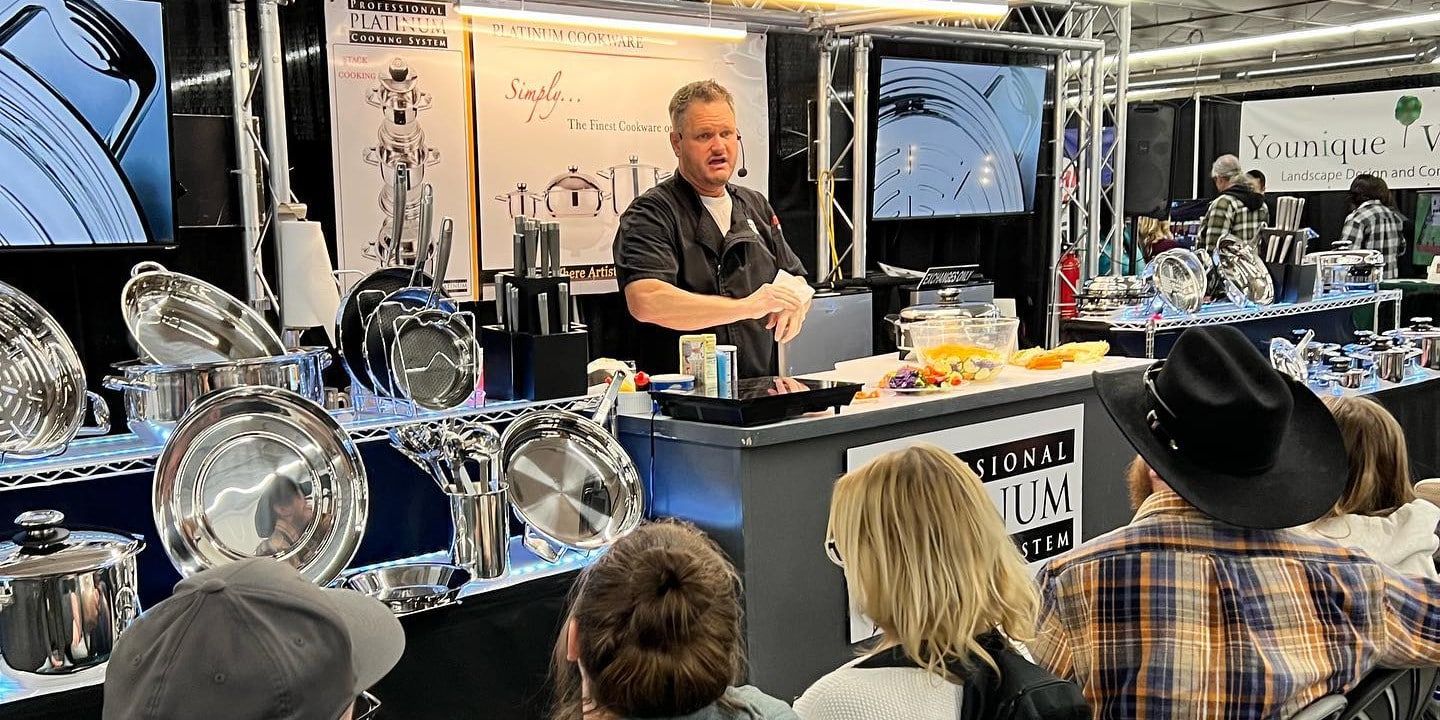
left=1032, top=561, right=1078, bottom=681
left=1339, top=211, right=1366, bottom=248
left=1377, top=569, right=1440, bottom=667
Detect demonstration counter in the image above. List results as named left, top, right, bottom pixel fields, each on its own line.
left=618, top=355, right=1149, bottom=700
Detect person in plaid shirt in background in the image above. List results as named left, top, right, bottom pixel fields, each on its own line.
left=1341, top=174, right=1408, bottom=279
left=1197, top=154, right=1269, bottom=254
left=1031, top=326, right=1440, bottom=720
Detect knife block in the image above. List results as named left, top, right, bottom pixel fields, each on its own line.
left=1264, top=262, right=1319, bottom=304
left=499, top=275, right=570, bottom=336
left=482, top=325, right=589, bottom=401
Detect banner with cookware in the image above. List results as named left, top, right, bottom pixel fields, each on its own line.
left=324, top=0, right=479, bottom=299
left=843, top=405, right=1085, bottom=643
left=1239, top=87, right=1440, bottom=193
left=471, top=13, right=770, bottom=293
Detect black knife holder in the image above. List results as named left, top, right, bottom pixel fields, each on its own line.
left=499, top=275, right=570, bottom=336
left=482, top=325, right=589, bottom=402
left=1264, top=262, right=1318, bottom=305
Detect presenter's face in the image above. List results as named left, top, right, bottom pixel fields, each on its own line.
left=671, top=100, right=738, bottom=197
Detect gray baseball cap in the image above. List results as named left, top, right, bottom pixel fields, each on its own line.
left=103, top=558, right=405, bottom=720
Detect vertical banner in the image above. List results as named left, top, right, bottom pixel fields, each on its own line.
left=324, top=0, right=478, bottom=299
left=1416, top=192, right=1440, bottom=266
left=842, top=405, right=1085, bottom=643
left=470, top=14, right=769, bottom=292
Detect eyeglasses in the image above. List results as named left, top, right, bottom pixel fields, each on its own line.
left=824, top=537, right=843, bottom=567
left=351, top=691, right=382, bottom=720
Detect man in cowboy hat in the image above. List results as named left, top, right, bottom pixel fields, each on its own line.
left=1031, top=326, right=1440, bottom=720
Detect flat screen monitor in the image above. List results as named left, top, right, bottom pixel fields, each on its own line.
left=873, top=58, right=1047, bottom=220
left=0, top=0, right=173, bottom=246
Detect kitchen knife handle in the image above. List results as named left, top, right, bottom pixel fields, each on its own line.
left=558, top=283, right=570, bottom=333
left=538, top=293, right=551, bottom=335
left=390, top=163, right=409, bottom=266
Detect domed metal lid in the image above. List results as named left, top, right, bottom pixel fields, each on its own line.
left=898, top=288, right=998, bottom=321
left=0, top=510, right=144, bottom=579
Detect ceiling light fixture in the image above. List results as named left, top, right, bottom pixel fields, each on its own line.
left=1238, top=52, right=1418, bottom=78
left=455, top=3, right=749, bottom=41
left=1131, top=10, right=1440, bottom=65
left=801, top=0, right=1006, bottom=17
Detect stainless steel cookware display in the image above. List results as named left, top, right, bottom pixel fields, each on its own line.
left=153, top=386, right=367, bottom=586
left=103, top=348, right=331, bottom=444
left=1144, top=248, right=1206, bottom=315
left=1214, top=235, right=1275, bottom=307
left=122, top=261, right=284, bottom=365
left=1303, top=248, right=1385, bottom=294
left=1393, top=317, right=1440, bottom=370
left=885, top=288, right=998, bottom=352
left=500, top=371, right=642, bottom=562
left=544, top=166, right=607, bottom=218
left=390, top=220, right=480, bottom=410
left=331, top=563, right=471, bottom=617
left=600, top=156, right=668, bottom=214
left=0, top=281, right=109, bottom=458
left=336, top=260, right=421, bottom=394
left=0, top=510, right=144, bottom=675
left=1076, top=275, right=1150, bottom=315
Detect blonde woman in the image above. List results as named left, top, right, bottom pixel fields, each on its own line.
left=795, top=445, right=1085, bottom=720
left=1290, top=396, right=1440, bottom=579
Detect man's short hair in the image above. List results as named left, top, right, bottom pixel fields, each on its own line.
left=669, top=80, right=735, bottom=133
left=1247, top=169, right=1266, bottom=187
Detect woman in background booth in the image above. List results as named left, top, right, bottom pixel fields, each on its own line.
left=1340, top=174, right=1407, bottom=280
left=796, top=445, right=1086, bottom=720
left=550, top=521, right=798, bottom=720
left=1290, top=395, right=1439, bottom=579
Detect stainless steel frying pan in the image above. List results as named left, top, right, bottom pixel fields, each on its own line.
left=122, top=262, right=285, bottom=365
left=499, top=371, right=642, bottom=562
left=389, top=219, right=478, bottom=410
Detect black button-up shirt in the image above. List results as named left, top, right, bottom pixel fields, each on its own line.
left=613, top=174, right=805, bottom=379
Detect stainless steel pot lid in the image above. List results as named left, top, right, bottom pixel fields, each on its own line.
left=500, top=411, right=643, bottom=551
left=0, top=281, right=96, bottom=456
left=897, top=296, right=998, bottom=322
left=122, top=261, right=286, bottom=365
left=154, top=386, right=367, bottom=585
left=1145, top=249, right=1206, bottom=314
left=0, top=510, right=144, bottom=579
left=1397, top=317, right=1440, bottom=339
left=1216, top=236, right=1275, bottom=306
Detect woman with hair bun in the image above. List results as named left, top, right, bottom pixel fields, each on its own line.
left=797, top=444, right=1086, bottom=720
left=550, top=521, right=799, bottom=720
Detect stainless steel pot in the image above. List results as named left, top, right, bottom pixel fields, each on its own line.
left=544, top=166, right=607, bottom=218
left=885, top=288, right=998, bottom=352
left=1304, top=249, right=1385, bottom=294
left=1365, top=342, right=1422, bottom=384
left=103, top=347, right=331, bottom=443
left=495, top=183, right=543, bottom=219
left=1393, top=317, right=1440, bottom=370
left=600, top=156, right=668, bottom=214
left=0, top=510, right=144, bottom=676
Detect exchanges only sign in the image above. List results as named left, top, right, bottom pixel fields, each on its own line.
left=843, top=405, right=1083, bottom=643
left=1241, top=87, right=1440, bottom=192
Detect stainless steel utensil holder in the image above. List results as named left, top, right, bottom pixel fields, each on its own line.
left=448, top=483, right=510, bottom=580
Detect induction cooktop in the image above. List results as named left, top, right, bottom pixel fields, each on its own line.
left=652, top=377, right=863, bottom=427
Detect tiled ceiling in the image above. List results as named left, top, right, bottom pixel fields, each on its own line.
left=1124, top=0, right=1440, bottom=80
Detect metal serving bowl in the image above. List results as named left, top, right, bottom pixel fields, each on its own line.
left=331, top=563, right=472, bottom=617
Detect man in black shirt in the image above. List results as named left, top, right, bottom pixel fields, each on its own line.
left=613, top=80, right=809, bottom=378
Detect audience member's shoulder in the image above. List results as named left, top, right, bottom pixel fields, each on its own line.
left=730, top=685, right=800, bottom=719
left=1037, top=523, right=1150, bottom=578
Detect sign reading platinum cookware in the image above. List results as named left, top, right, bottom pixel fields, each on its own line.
left=843, top=405, right=1084, bottom=643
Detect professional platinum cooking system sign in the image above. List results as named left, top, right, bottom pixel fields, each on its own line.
left=844, top=405, right=1084, bottom=643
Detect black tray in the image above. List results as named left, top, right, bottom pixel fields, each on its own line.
left=653, top=377, right=864, bottom=427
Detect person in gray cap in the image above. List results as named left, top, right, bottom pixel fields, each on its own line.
left=103, top=558, right=405, bottom=720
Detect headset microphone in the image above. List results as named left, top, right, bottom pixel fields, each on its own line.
left=736, top=134, right=749, bottom=178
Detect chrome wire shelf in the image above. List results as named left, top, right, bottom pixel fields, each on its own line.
left=1096, top=290, right=1403, bottom=332
left=0, top=394, right=602, bottom=493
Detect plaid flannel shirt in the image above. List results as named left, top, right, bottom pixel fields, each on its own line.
left=1198, top=193, right=1269, bottom=254
left=1032, top=490, right=1440, bottom=720
left=1340, top=200, right=1406, bottom=279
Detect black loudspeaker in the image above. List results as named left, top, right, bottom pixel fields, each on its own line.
left=172, top=114, right=238, bottom=228
left=1124, top=103, right=1175, bottom=218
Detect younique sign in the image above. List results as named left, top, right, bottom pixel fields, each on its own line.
left=1239, top=87, right=1440, bottom=192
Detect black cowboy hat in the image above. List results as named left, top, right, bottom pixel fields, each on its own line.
left=1093, top=325, right=1346, bottom=529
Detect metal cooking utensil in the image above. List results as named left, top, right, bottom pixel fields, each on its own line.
left=153, top=386, right=368, bottom=585
left=1269, top=337, right=1307, bottom=382
left=122, top=262, right=285, bottom=365
left=331, top=562, right=471, bottom=617
left=1215, top=235, right=1275, bottom=307
left=499, top=370, right=642, bottom=562
left=387, top=162, right=409, bottom=266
